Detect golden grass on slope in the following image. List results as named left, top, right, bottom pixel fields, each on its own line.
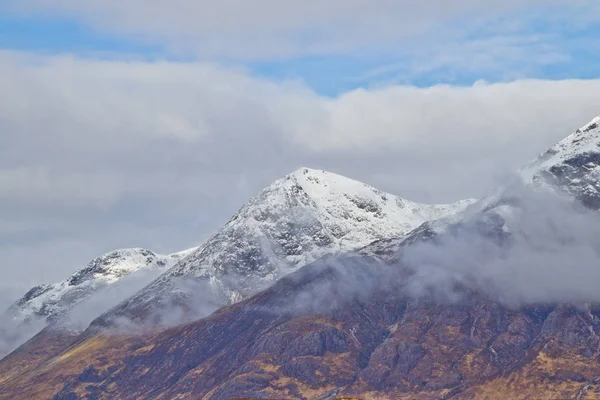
left=0, top=333, right=141, bottom=400
left=52, top=336, right=111, bottom=364
left=458, top=350, right=600, bottom=400
left=0, top=331, right=77, bottom=384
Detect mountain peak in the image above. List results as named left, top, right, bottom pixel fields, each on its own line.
left=242, top=167, right=475, bottom=252
left=286, top=166, right=354, bottom=183
left=523, top=115, right=600, bottom=174
left=106, top=170, right=475, bottom=317
left=287, top=166, right=326, bottom=177
left=281, top=167, right=364, bottom=192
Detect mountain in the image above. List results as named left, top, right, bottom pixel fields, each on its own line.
left=104, top=167, right=474, bottom=323
left=2, top=116, right=600, bottom=399
left=0, top=247, right=195, bottom=358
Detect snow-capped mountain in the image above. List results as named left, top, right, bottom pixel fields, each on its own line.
left=6, top=117, right=600, bottom=400
left=5, top=247, right=196, bottom=323
left=107, top=167, right=474, bottom=321
left=521, top=115, right=600, bottom=209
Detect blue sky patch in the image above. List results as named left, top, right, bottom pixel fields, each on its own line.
left=1, top=9, right=599, bottom=96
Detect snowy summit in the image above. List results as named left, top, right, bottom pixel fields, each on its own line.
left=110, top=167, right=475, bottom=316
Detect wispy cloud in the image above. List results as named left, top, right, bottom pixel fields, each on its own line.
left=4, top=0, right=598, bottom=61
left=2, top=1, right=598, bottom=95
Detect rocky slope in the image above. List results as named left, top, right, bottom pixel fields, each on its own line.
left=104, top=168, right=474, bottom=323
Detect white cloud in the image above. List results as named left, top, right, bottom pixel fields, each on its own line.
left=6, top=0, right=599, bottom=59
left=279, top=79, right=600, bottom=154
left=0, top=50, right=599, bottom=296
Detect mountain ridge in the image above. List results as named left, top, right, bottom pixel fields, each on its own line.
left=7, top=247, right=197, bottom=322
left=99, top=167, right=474, bottom=323
left=1, top=167, right=474, bottom=359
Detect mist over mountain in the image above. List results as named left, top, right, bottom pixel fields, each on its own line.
left=0, top=247, right=196, bottom=357
left=0, top=168, right=473, bottom=359
left=3, top=1, right=600, bottom=398
left=2, top=115, right=600, bottom=399
left=91, top=168, right=474, bottom=328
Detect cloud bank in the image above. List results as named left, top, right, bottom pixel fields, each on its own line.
left=262, top=184, right=600, bottom=319
left=404, top=184, right=600, bottom=306
left=1, top=50, right=599, bottom=297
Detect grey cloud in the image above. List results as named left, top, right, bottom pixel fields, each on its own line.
left=0, top=265, right=171, bottom=357
left=403, top=183, right=600, bottom=306
left=247, top=183, right=600, bottom=320
left=0, top=51, right=599, bottom=297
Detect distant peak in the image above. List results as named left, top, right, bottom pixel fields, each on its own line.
left=522, top=114, right=600, bottom=179
left=285, top=167, right=362, bottom=184
left=96, top=248, right=156, bottom=259
left=288, top=167, right=330, bottom=178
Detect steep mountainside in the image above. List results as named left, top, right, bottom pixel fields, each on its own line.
left=106, top=168, right=473, bottom=322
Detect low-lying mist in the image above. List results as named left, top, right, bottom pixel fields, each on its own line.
left=261, top=182, right=600, bottom=317
left=403, top=183, right=600, bottom=306
left=0, top=266, right=169, bottom=357
left=7, top=181, right=600, bottom=350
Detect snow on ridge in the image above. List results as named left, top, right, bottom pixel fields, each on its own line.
left=168, top=246, right=200, bottom=262
left=515, top=114, right=600, bottom=210
left=125, top=167, right=476, bottom=308
left=520, top=115, right=600, bottom=183
left=6, top=246, right=197, bottom=322
left=285, top=167, right=476, bottom=246
left=393, top=114, right=600, bottom=263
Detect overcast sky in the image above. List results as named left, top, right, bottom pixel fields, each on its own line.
left=1, top=1, right=599, bottom=307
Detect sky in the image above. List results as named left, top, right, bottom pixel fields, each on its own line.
left=1, top=0, right=600, bottom=307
